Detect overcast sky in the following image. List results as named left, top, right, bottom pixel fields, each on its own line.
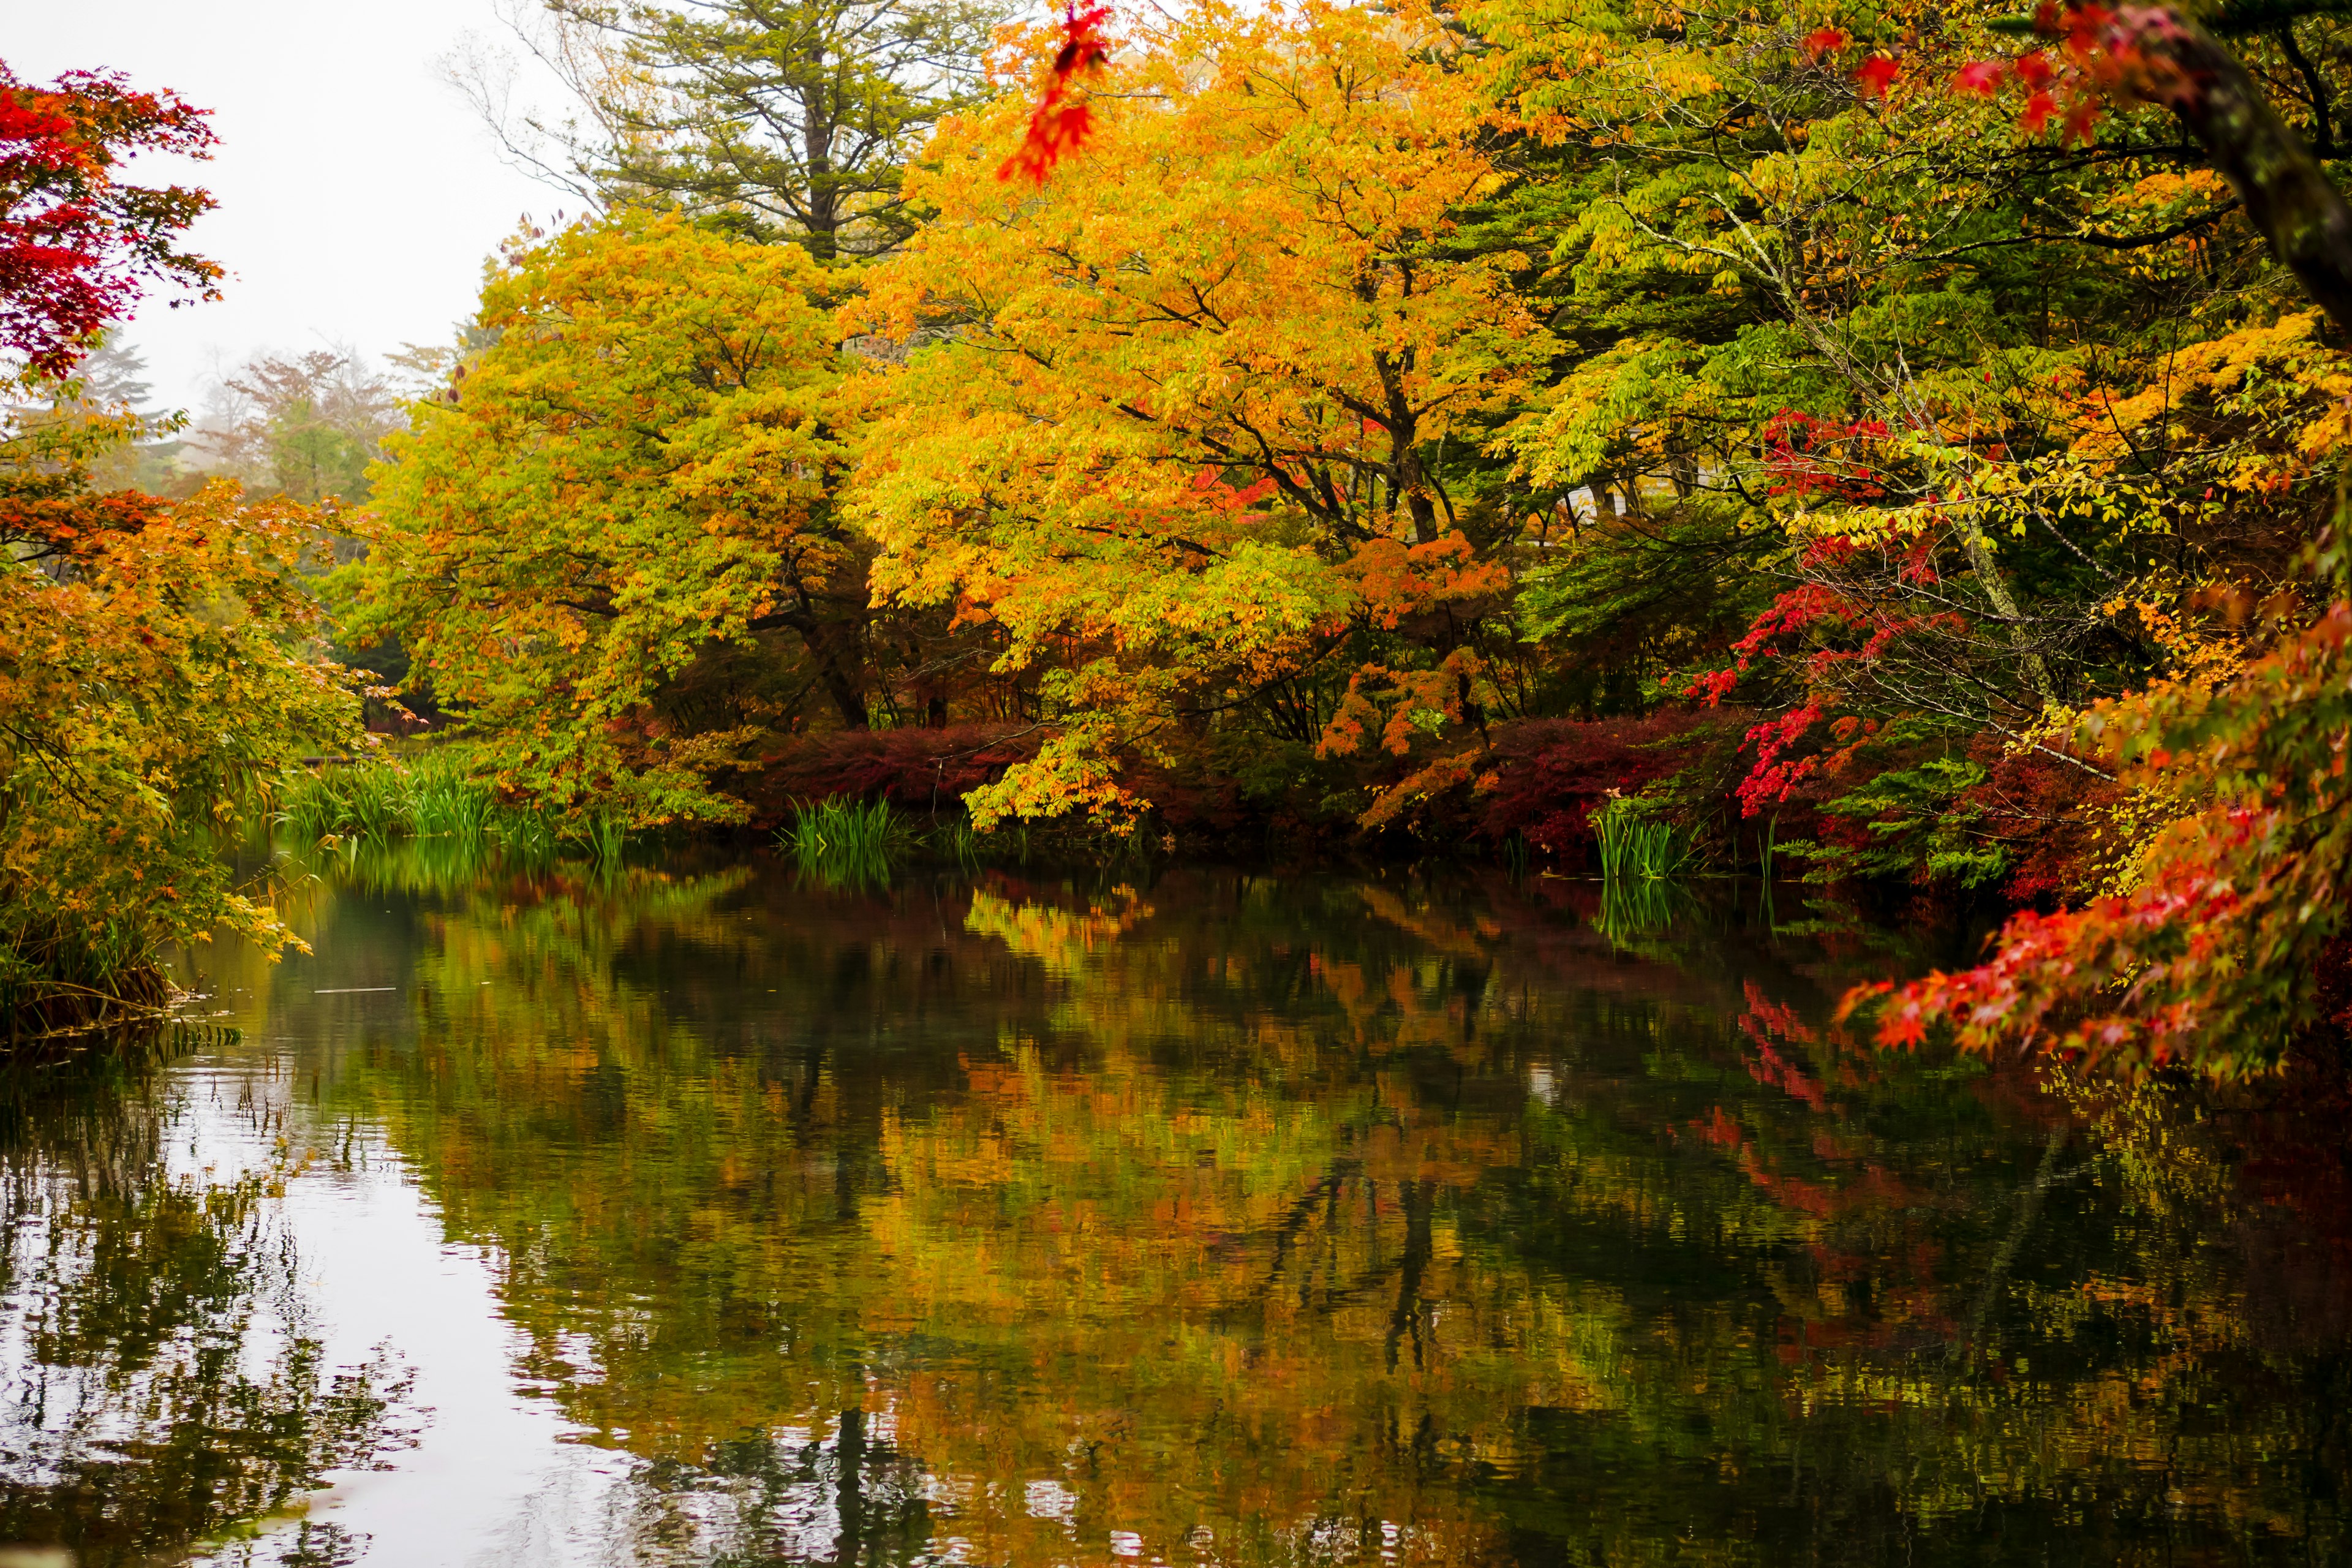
left=13, top=1, right=560, bottom=415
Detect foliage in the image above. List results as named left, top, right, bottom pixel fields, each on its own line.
left=1800, top=751, right=2008, bottom=888
left=856, top=0, right=1545, bottom=829
left=73, top=0, right=2352, bottom=1074
left=345, top=211, right=858, bottom=829
left=0, top=407, right=362, bottom=1020
left=483, top=0, right=1005, bottom=258
left=1855, top=586, right=2352, bottom=1076
left=745, top=722, right=1039, bottom=818
left=199, top=346, right=403, bottom=508
left=0, top=58, right=221, bottom=377
left=997, top=2, right=1110, bottom=185
left=1471, top=713, right=1740, bottom=865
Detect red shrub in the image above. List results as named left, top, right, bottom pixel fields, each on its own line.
left=1473, top=711, right=1736, bottom=865
left=1959, top=738, right=2121, bottom=905
left=741, top=725, right=1039, bottom=823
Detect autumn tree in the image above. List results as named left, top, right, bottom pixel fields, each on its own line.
left=854, top=0, right=1551, bottom=826
left=198, top=346, right=404, bottom=508
left=0, top=61, right=362, bottom=1025
left=1840, top=1, right=2352, bottom=1074
left=346, top=212, right=871, bottom=826
left=1, top=59, right=220, bottom=377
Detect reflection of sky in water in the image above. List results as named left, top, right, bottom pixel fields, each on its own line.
left=160, top=1062, right=635, bottom=1567
left=4, top=856, right=2350, bottom=1566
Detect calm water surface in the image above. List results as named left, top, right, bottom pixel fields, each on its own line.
left=3, top=854, right=2350, bottom=1566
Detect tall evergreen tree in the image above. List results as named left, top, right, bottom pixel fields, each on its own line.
left=521, top=0, right=1005, bottom=258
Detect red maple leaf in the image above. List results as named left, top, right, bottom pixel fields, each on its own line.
left=998, top=6, right=1114, bottom=186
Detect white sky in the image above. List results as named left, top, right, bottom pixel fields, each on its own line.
left=12, top=1, right=559, bottom=417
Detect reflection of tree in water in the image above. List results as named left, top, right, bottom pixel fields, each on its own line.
left=309, top=856, right=2352, bottom=1566
left=0, top=1047, right=418, bottom=1567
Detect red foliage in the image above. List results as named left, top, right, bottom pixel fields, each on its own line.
left=0, top=484, right=162, bottom=553
left=1955, top=60, right=2005, bottom=94
left=1847, top=600, right=2352, bottom=1075
left=1947, top=4, right=2154, bottom=145
left=744, top=724, right=1040, bottom=822
left=1957, top=739, right=2120, bottom=903
left=1737, top=703, right=1826, bottom=816
left=1851, top=793, right=2304, bottom=1072
left=998, top=6, right=1112, bottom=186
left=1, top=59, right=219, bottom=378
left=1760, top=410, right=1892, bottom=500
left=1853, top=55, right=1901, bottom=97
left=1472, top=712, right=1730, bottom=864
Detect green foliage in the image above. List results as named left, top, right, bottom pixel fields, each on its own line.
left=1517, top=500, right=1776, bottom=716
left=526, top=0, right=1006, bottom=258
left=343, top=210, right=858, bottom=830
left=1805, top=755, right=2010, bottom=888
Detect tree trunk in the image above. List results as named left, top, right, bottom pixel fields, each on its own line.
left=2116, top=7, right=2352, bottom=337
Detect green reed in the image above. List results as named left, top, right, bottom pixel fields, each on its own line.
left=279, top=750, right=625, bottom=862
left=1592, top=795, right=1692, bottom=881
left=927, top=815, right=984, bottom=872
left=780, top=797, right=914, bottom=886
left=1596, top=875, right=1696, bottom=944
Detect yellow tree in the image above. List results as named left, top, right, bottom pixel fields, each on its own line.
left=346, top=213, right=858, bottom=826
left=852, top=0, right=1549, bottom=826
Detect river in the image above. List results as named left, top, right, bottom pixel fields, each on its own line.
left=1, top=851, right=2346, bottom=1566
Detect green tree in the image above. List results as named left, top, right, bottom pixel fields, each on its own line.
left=201, top=347, right=402, bottom=509
left=499, top=0, right=1005, bottom=258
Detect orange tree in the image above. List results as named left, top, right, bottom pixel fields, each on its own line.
left=851, top=0, right=1553, bottom=829
left=1, top=409, right=362, bottom=1019
left=344, top=211, right=864, bottom=827
left=1, top=61, right=359, bottom=1022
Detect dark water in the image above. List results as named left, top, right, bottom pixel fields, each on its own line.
left=4, top=854, right=2351, bottom=1567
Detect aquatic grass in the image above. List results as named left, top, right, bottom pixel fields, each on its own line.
left=780, top=797, right=913, bottom=886
left=927, top=816, right=984, bottom=872
left=280, top=761, right=417, bottom=843
left=409, top=764, right=497, bottom=843
left=582, top=812, right=628, bottom=865
left=1501, top=831, right=1532, bottom=878
left=1593, top=794, right=1692, bottom=881
left=1595, top=875, right=1696, bottom=944
left=278, top=750, right=625, bottom=863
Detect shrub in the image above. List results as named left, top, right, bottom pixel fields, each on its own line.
left=1472, top=712, right=1741, bottom=868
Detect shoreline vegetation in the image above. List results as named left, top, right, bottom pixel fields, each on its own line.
left=12, top=1, right=2352, bottom=1075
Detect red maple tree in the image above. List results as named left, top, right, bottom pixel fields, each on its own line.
left=1, top=58, right=220, bottom=379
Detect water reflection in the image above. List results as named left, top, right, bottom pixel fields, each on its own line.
left=3, top=856, right=2350, bottom=1564
left=0, top=1046, right=417, bottom=1567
